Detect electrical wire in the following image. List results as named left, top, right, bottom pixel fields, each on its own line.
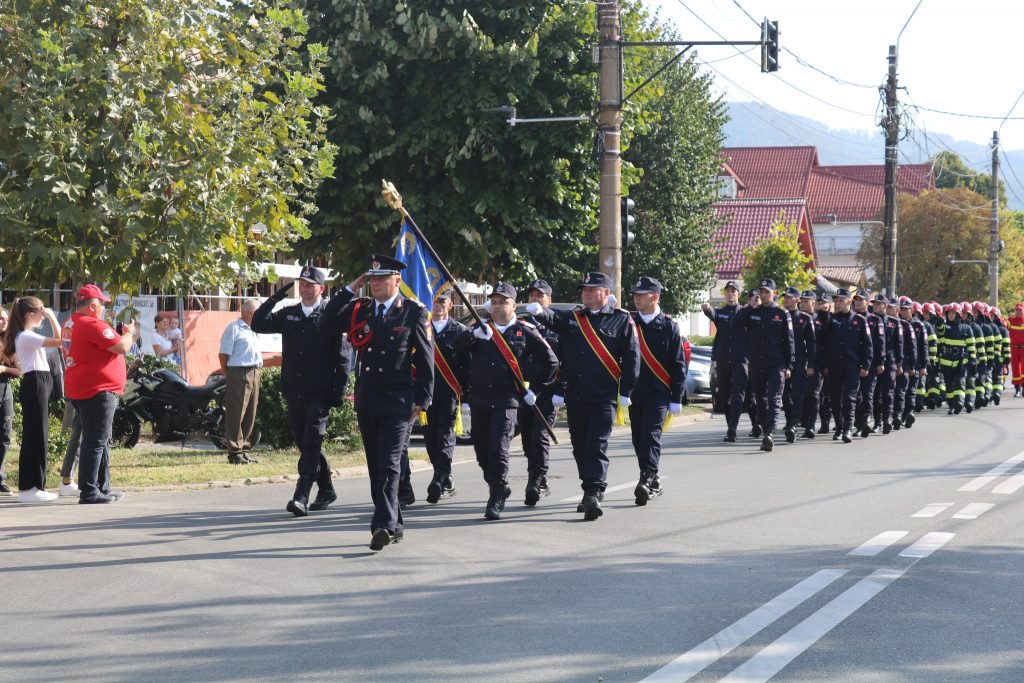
left=999, top=150, right=1024, bottom=207
left=998, top=86, right=1024, bottom=131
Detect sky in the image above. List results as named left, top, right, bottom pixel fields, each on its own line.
left=644, top=0, right=1024, bottom=172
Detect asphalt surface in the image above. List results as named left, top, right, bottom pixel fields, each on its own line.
left=3, top=398, right=1024, bottom=682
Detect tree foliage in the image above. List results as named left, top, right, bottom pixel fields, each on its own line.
left=741, top=212, right=814, bottom=294
left=856, top=187, right=1024, bottom=310
left=0, top=0, right=336, bottom=293
left=931, top=150, right=1006, bottom=208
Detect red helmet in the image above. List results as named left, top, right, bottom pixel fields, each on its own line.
left=912, top=301, right=922, bottom=313
left=976, top=302, right=990, bottom=315
left=992, top=307, right=1002, bottom=317
left=948, top=302, right=963, bottom=314
left=961, top=301, right=972, bottom=313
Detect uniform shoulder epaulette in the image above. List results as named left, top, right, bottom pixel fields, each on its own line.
left=518, top=319, right=537, bottom=330
left=406, top=297, right=426, bottom=309
left=614, top=307, right=630, bottom=315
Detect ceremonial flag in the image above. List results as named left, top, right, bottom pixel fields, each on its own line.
left=395, top=220, right=450, bottom=312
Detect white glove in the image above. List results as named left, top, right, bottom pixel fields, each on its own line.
left=618, top=395, right=631, bottom=408
left=607, top=294, right=617, bottom=307
left=551, top=394, right=565, bottom=408
left=522, top=390, right=537, bottom=406
left=460, top=403, right=470, bottom=413
left=473, top=325, right=493, bottom=340
left=482, top=300, right=492, bottom=312
left=524, top=302, right=543, bottom=315
left=669, top=402, right=683, bottom=416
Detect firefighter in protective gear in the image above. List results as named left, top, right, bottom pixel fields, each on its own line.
left=989, top=307, right=1010, bottom=404
left=960, top=301, right=982, bottom=412
left=972, top=302, right=995, bottom=407
left=1008, top=303, right=1024, bottom=396
left=938, top=303, right=975, bottom=414
left=922, top=302, right=945, bottom=408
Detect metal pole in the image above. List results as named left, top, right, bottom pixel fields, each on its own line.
left=882, top=45, right=899, bottom=296
left=597, top=1, right=623, bottom=302
left=990, top=130, right=1000, bottom=306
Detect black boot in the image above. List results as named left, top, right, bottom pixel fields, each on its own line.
left=832, top=428, right=842, bottom=441
left=842, top=429, right=853, bottom=443
left=484, top=482, right=511, bottom=520
left=860, top=421, right=870, bottom=438
left=649, top=473, right=664, bottom=498
left=892, top=415, right=902, bottom=430
left=440, top=473, right=456, bottom=500
left=399, top=474, right=416, bottom=509
left=882, top=422, right=892, bottom=434
left=577, top=489, right=604, bottom=513
left=286, top=475, right=316, bottom=517
left=964, top=402, right=973, bottom=414
left=748, top=425, right=763, bottom=438
left=784, top=425, right=796, bottom=443
left=525, top=474, right=550, bottom=507
left=426, top=471, right=444, bottom=504
left=802, top=426, right=816, bottom=439
left=582, top=489, right=603, bottom=521
left=761, top=433, right=774, bottom=452
left=818, top=421, right=830, bottom=434
left=634, top=471, right=653, bottom=506
left=904, top=413, right=915, bottom=428
left=724, top=428, right=737, bottom=442
left=308, top=479, right=337, bottom=511
left=993, top=392, right=1001, bottom=405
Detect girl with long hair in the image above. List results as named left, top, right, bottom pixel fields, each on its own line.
left=3, top=297, right=63, bottom=503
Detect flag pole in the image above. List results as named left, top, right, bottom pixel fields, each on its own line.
left=382, top=180, right=558, bottom=445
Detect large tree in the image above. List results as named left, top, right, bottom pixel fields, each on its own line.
left=0, top=0, right=336, bottom=293
left=931, top=150, right=1005, bottom=208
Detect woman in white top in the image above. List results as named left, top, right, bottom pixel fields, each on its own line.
left=152, top=313, right=179, bottom=364
left=1, top=297, right=63, bottom=503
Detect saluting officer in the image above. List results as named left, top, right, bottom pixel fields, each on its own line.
left=455, top=283, right=558, bottom=520
left=853, top=289, right=885, bottom=438
left=629, top=276, right=685, bottom=505
left=822, top=289, right=871, bottom=443
left=518, top=279, right=564, bottom=506
left=423, top=290, right=469, bottom=504
left=781, top=287, right=816, bottom=443
left=701, top=280, right=741, bottom=416
left=871, top=294, right=902, bottom=434
left=321, top=255, right=433, bottom=552
left=251, top=265, right=350, bottom=517
left=722, top=289, right=758, bottom=443
left=732, top=279, right=795, bottom=452
left=525, top=272, right=640, bottom=521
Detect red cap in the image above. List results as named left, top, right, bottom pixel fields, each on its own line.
left=77, top=284, right=111, bottom=302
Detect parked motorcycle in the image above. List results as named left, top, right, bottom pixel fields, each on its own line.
left=110, top=360, right=252, bottom=450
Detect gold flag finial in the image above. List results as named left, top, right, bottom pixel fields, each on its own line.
left=381, top=179, right=404, bottom=211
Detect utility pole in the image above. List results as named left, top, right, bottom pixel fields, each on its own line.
left=990, top=130, right=1000, bottom=306
left=597, top=1, right=623, bottom=301
left=881, top=45, right=899, bottom=296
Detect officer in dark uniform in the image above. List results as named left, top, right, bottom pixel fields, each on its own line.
left=251, top=265, right=350, bottom=517
left=741, top=289, right=763, bottom=438
left=525, top=272, right=639, bottom=521
left=822, top=289, right=871, bottom=443
left=629, top=276, right=686, bottom=505
left=781, top=287, right=816, bottom=443
left=701, top=281, right=741, bottom=416
left=872, top=294, right=902, bottom=434
left=423, top=290, right=469, bottom=504
left=732, top=279, right=795, bottom=452
left=805, top=292, right=831, bottom=437
left=455, top=283, right=558, bottom=520
left=890, top=299, right=917, bottom=429
left=899, top=297, right=928, bottom=427
left=518, top=279, right=564, bottom=506
left=853, top=289, right=885, bottom=438
left=722, top=289, right=758, bottom=443
left=321, top=255, right=433, bottom=552
left=989, top=306, right=1010, bottom=404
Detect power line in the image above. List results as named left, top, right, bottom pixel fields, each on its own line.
left=908, top=103, right=1024, bottom=122
left=999, top=150, right=1024, bottom=207
left=999, top=86, right=1024, bottom=131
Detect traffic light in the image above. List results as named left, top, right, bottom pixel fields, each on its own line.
left=621, top=197, right=636, bottom=247
left=761, top=19, right=779, bottom=73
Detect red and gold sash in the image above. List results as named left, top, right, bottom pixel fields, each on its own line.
left=636, top=321, right=671, bottom=389
left=434, top=345, right=462, bottom=398
left=573, top=310, right=621, bottom=382
left=488, top=322, right=526, bottom=387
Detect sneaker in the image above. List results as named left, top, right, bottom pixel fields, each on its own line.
left=58, top=482, right=80, bottom=497
left=0, top=483, right=12, bottom=496
left=17, top=487, right=58, bottom=503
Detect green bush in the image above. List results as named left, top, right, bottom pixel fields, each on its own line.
left=689, top=334, right=715, bottom=348
left=254, top=367, right=360, bottom=450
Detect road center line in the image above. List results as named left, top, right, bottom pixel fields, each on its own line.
left=952, top=503, right=995, bottom=520
left=957, top=450, right=1024, bottom=492
left=898, top=531, right=956, bottom=558
left=993, top=472, right=1024, bottom=495
left=640, top=569, right=848, bottom=682
left=848, top=531, right=908, bottom=556
left=911, top=503, right=954, bottom=518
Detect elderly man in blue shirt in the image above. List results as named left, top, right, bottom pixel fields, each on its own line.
left=219, top=298, right=263, bottom=464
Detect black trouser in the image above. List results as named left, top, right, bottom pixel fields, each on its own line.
left=287, top=396, right=332, bottom=487
left=629, top=393, right=669, bottom=474
left=358, top=412, right=409, bottom=534
left=72, top=390, right=116, bottom=501
left=826, top=367, right=860, bottom=431
left=750, top=365, right=786, bottom=434
left=964, top=366, right=977, bottom=408
left=902, top=373, right=919, bottom=417
left=18, top=371, right=52, bottom=492
left=804, top=372, right=825, bottom=428
left=471, top=401, right=518, bottom=485
left=783, top=366, right=810, bottom=430
left=713, top=360, right=735, bottom=414
left=856, top=371, right=878, bottom=428
left=424, top=396, right=458, bottom=478
left=726, top=362, right=749, bottom=430
left=519, top=393, right=556, bottom=477
left=942, top=364, right=966, bottom=410
left=0, top=381, right=13, bottom=487
left=873, top=365, right=897, bottom=424
left=566, top=398, right=614, bottom=492
left=894, top=373, right=910, bottom=420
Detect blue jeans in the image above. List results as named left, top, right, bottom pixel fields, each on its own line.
left=72, top=392, right=116, bottom=501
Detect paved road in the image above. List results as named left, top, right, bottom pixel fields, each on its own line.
left=4, top=400, right=1024, bottom=682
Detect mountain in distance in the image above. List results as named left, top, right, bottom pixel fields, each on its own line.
left=723, top=101, right=1024, bottom=211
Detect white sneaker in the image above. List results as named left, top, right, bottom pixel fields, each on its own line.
left=59, top=482, right=80, bottom=497
left=17, top=488, right=58, bottom=503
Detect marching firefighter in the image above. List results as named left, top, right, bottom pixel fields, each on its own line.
left=923, top=302, right=946, bottom=408
left=872, top=295, right=902, bottom=434
left=812, top=294, right=834, bottom=435
left=972, top=302, right=995, bottom=408
left=937, top=303, right=974, bottom=415
left=821, top=289, right=871, bottom=443
left=913, top=302, right=938, bottom=411
left=800, top=291, right=826, bottom=438
left=782, top=287, right=816, bottom=443
left=962, top=301, right=983, bottom=413
left=890, top=298, right=917, bottom=430
left=853, top=290, right=885, bottom=438
left=1008, top=303, right=1024, bottom=396
left=990, top=307, right=1010, bottom=403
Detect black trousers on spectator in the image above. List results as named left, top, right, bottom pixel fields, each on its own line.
left=566, top=399, right=614, bottom=492
left=18, top=371, right=52, bottom=491
left=629, top=394, right=669, bottom=474
left=358, top=412, right=409, bottom=534
left=287, top=397, right=332, bottom=487
left=72, top=390, right=115, bottom=501
left=519, top=393, right=557, bottom=477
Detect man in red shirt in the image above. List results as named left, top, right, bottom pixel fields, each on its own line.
left=1007, top=303, right=1024, bottom=396
left=64, top=284, right=135, bottom=503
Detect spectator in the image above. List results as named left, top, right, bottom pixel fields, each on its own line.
left=165, top=316, right=182, bottom=365
left=0, top=306, right=23, bottom=496
left=151, top=313, right=179, bottom=364
left=64, top=285, right=134, bottom=504
left=218, top=299, right=263, bottom=465
left=2, top=297, right=63, bottom=504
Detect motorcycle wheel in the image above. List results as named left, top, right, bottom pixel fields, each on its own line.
left=109, top=410, right=141, bottom=449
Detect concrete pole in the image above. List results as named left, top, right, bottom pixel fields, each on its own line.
left=882, top=45, right=899, bottom=296
left=597, top=1, right=623, bottom=301
left=990, top=130, right=1000, bottom=306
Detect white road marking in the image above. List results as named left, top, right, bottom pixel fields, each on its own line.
left=847, top=531, right=908, bottom=556
left=898, top=531, right=956, bottom=558
left=556, top=476, right=667, bottom=503
left=721, top=567, right=907, bottom=683
left=911, top=502, right=954, bottom=518
left=993, top=472, right=1024, bottom=495
left=952, top=503, right=995, bottom=520
left=640, top=569, right=848, bottom=682
left=957, top=450, right=1024, bottom=492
